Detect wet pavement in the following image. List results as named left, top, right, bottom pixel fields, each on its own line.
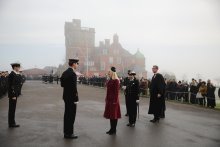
left=0, top=81, right=220, bottom=147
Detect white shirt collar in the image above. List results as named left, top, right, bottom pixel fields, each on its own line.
left=13, top=70, right=20, bottom=74
left=69, top=67, right=76, bottom=72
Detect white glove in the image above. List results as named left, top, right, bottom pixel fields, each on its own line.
left=74, top=101, right=79, bottom=104
left=157, top=94, right=161, bottom=98
left=122, top=86, right=126, bottom=90
left=136, top=100, right=140, bottom=103
left=12, top=97, right=16, bottom=100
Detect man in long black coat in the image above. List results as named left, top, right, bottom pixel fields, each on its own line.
left=148, top=65, right=166, bottom=123
left=61, top=58, right=79, bottom=139
left=8, top=62, right=21, bottom=128
left=126, top=71, right=140, bottom=127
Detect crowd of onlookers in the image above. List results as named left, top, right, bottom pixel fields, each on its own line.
left=165, top=78, right=220, bottom=108
left=3, top=72, right=219, bottom=108
left=78, top=76, right=220, bottom=109
left=79, top=76, right=107, bottom=87
left=0, top=71, right=9, bottom=98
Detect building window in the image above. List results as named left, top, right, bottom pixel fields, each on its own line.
left=100, top=62, right=105, bottom=71
left=109, top=57, right=113, bottom=64
left=84, top=61, right=94, bottom=66
left=103, top=49, right=108, bottom=55
left=90, top=67, right=96, bottom=71
left=117, top=57, right=121, bottom=64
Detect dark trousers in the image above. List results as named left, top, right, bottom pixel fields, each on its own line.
left=125, top=95, right=128, bottom=114
left=64, top=101, right=77, bottom=135
left=198, top=97, right=205, bottom=106
left=8, top=98, right=17, bottom=125
left=160, top=99, right=166, bottom=118
left=190, top=93, right=196, bottom=104
left=110, top=119, right=118, bottom=132
left=154, top=114, right=160, bottom=120
left=128, top=100, right=137, bottom=124
left=207, top=98, right=216, bottom=108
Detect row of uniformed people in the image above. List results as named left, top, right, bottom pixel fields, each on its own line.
left=0, top=71, right=9, bottom=97
left=42, top=75, right=54, bottom=83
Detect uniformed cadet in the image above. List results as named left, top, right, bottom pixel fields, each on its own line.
left=60, top=58, right=79, bottom=139
left=126, top=71, right=140, bottom=127
left=122, top=70, right=131, bottom=116
left=8, top=62, right=21, bottom=128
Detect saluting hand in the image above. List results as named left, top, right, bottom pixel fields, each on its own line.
left=157, top=94, right=161, bottom=98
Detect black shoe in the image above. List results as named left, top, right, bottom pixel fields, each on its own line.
left=130, top=124, right=135, bottom=127
left=106, top=129, right=112, bottom=134
left=160, top=115, right=165, bottom=118
left=108, top=130, right=116, bottom=135
left=64, top=134, right=78, bottom=139
left=126, top=123, right=131, bottom=127
left=125, top=114, right=128, bottom=117
left=9, top=124, right=20, bottom=128
left=150, top=119, right=159, bottom=123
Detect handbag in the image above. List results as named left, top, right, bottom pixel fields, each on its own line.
left=196, top=92, right=202, bottom=98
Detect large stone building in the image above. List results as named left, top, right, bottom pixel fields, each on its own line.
left=65, top=19, right=147, bottom=77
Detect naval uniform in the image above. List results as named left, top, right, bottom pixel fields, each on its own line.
left=61, top=67, right=79, bottom=136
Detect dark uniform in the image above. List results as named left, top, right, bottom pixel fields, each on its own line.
left=126, top=77, right=140, bottom=126
left=17, top=73, right=23, bottom=96
left=61, top=66, right=79, bottom=137
left=148, top=73, right=166, bottom=122
left=190, top=82, right=197, bottom=104
left=123, top=76, right=130, bottom=115
left=8, top=69, right=21, bottom=127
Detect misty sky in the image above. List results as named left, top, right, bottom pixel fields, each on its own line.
left=0, top=0, right=220, bottom=81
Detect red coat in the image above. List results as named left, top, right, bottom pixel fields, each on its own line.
left=104, top=79, right=121, bottom=119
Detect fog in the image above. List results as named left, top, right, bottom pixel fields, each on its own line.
left=0, top=0, right=220, bottom=82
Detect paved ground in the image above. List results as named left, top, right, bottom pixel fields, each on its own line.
left=0, top=81, right=220, bottom=147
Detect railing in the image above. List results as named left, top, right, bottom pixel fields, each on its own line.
left=79, top=81, right=220, bottom=108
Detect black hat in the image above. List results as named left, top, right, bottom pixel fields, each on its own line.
left=11, top=62, right=21, bottom=68
left=69, top=58, right=79, bottom=63
left=129, top=71, right=136, bottom=75
left=111, top=67, right=116, bottom=72
left=127, top=70, right=131, bottom=74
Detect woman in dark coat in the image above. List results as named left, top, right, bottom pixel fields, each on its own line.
left=104, top=67, right=121, bottom=135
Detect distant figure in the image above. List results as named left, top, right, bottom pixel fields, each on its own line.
left=190, top=79, right=197, bottom=104
left=61, top=58, right=79, bottom=139
left=140, top=77, right=147, bottom=96
left=148, top=65, right=166, bottom=123
left=104, top=67, right=121, bottom=135
left=8, top=62, right=21, bottom=128
left=206, top=80, right=216, bottom=108
left=197, top=82, right=207, bottom=106
left=57, top=75, right=59, bottom=85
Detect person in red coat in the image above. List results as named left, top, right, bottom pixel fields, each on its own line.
left=104, top=67, right=121, bottom=135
